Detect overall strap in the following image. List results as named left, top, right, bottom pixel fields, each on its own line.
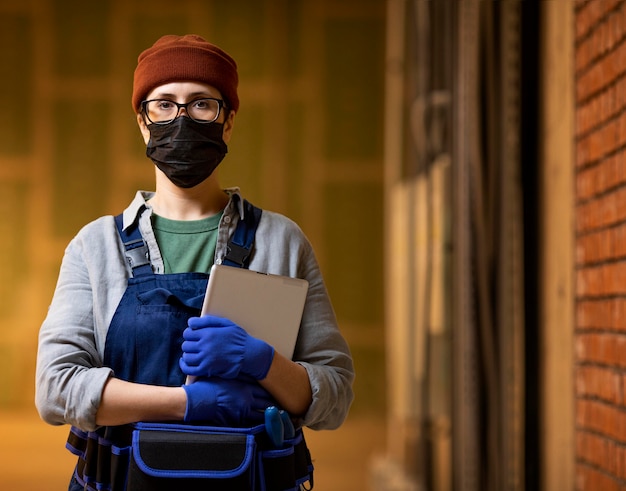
left=222, top=199, right=263, bottom=269
left=114, top=214, right=153, bottom=277
left=114, top=197, right=263, bottom=275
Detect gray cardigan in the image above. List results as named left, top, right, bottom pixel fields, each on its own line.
left=35, top=189, right=354, bottom=432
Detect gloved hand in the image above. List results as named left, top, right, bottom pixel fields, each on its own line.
left=179, top=315, right=275, bottom=380
left=182, top=377, right=275, bottom=425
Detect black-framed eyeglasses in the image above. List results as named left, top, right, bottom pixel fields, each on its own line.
left=141, top=98, right=225, bottom=125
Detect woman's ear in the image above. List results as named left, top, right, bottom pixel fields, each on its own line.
left=222, top=110, right=236, bottom=144
left=137, top=113, right=150, bottom=144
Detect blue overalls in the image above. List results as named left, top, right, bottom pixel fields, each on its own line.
left=66, top=199, right=262, bottom=491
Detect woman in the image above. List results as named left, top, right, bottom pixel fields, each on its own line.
left=35, top=34, right=354, bottom=490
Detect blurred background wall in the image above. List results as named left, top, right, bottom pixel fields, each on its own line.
left=0, top=0, right=386, bottom=489
left=0, top=0, right=385, bottom=414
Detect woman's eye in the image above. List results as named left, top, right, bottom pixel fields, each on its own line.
left=193, top=100, right=209, bottom=110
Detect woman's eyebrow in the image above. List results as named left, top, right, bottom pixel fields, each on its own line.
left=149, top=91, right=214, bottom=100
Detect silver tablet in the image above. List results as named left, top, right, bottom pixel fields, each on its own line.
left=200, top=264, right=309, bottom=359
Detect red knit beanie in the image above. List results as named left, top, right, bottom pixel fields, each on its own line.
left=132, top=34, right=239, bottom=113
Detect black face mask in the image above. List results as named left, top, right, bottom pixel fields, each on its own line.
left=146, top=117, right=228, bottom=188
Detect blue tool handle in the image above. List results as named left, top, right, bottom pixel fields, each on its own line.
left=264, top=406, right=284, bottom=447
left=280, top=409, right=296, bottom=439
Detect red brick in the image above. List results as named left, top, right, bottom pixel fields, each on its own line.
left=577, top=97, right=602, bottom=137
left=616, top=187, right=626, bottom=221
left=576, top=365, right=623, bottom=403
left=576, top=5, right=592, bottom=41
left=576, top=431, right=604, bottom=468
left=577, top=65, right=601, bottom=103
left=576, top=263, right=626, bottom=296
left=575, top=199, right=604, bottom=233
left=590, top=194, right=611, bottom=229
left=576, top=35, right=594, bottom=76
left=575, top=203, right=589, bottom=233
left=576, top=167, right=594, bottom=200
left=576, top=0, right=604, bottom=41
left=576, top=267, right=598, bottom=296
left=590, top=125, right=608, bottom=161
left=576, top=462, right=621, bottom=491
left=575, top=155, right=626, bottom=200
left=620, top=38, right=626, bottom=77
left=610, top=298, right=626, bottom=331
left=617, top=77, right=626, bottom=113
left=617, top=444, right=626, bottom=479
left=612, top=224, right=626, bottom=259
left=619, top=111, right=626, bottom=147
left=577, top=299, right=601, bottom=329
left=615, top=150, right=626, bottom=184
left=577, top=138, right=588, bottom=168
left=576, top=188, right=626, bottom=232
left=576, top=129, right=603, bottom=164
left=607, top=155, right=618, bottom=189
left=576, top=431, right=626, bottom=477
left=577, top=398, right=626, bottom=442
left=576, top=333, right=594, bottom=363
left=576, top=332, right=626, bottom=368
left=601, top=54, right=617, bottom=91
left=605, top=118, right=619, bottom=153
left=576, top=228, right=614, bottom=264
left=616, top=407, right=626, bottom=442
left=605, top=9, right=620, bottom=52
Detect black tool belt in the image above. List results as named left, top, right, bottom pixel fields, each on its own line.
left=66, top=422, right=314, bottom=490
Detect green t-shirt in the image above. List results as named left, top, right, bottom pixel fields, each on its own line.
left=151, top=212, right=223, bottom=273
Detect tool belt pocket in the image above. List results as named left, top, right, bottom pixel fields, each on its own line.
left=258, top=431, right=314, bottom=491
left=67, top=426, right=132, bottom=491
left=127, top=422, right=256, bottom=490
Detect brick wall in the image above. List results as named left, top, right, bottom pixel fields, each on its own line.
left=575, top=0, right=626, bottom=488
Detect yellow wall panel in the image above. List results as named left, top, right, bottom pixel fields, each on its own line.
left=0, top=0, right=385, bottom=420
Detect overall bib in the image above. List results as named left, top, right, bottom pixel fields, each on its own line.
left=103, top=271, right=207, bottom=386
left=67, top=200, right=265, bottom=490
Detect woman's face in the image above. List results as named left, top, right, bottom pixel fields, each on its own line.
left=136, top=81, right=235, bottom=144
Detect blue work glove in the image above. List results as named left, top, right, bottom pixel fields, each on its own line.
left=180, top=315, right=275, bottom=380
left=182, top=377, right=275, bottom=425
